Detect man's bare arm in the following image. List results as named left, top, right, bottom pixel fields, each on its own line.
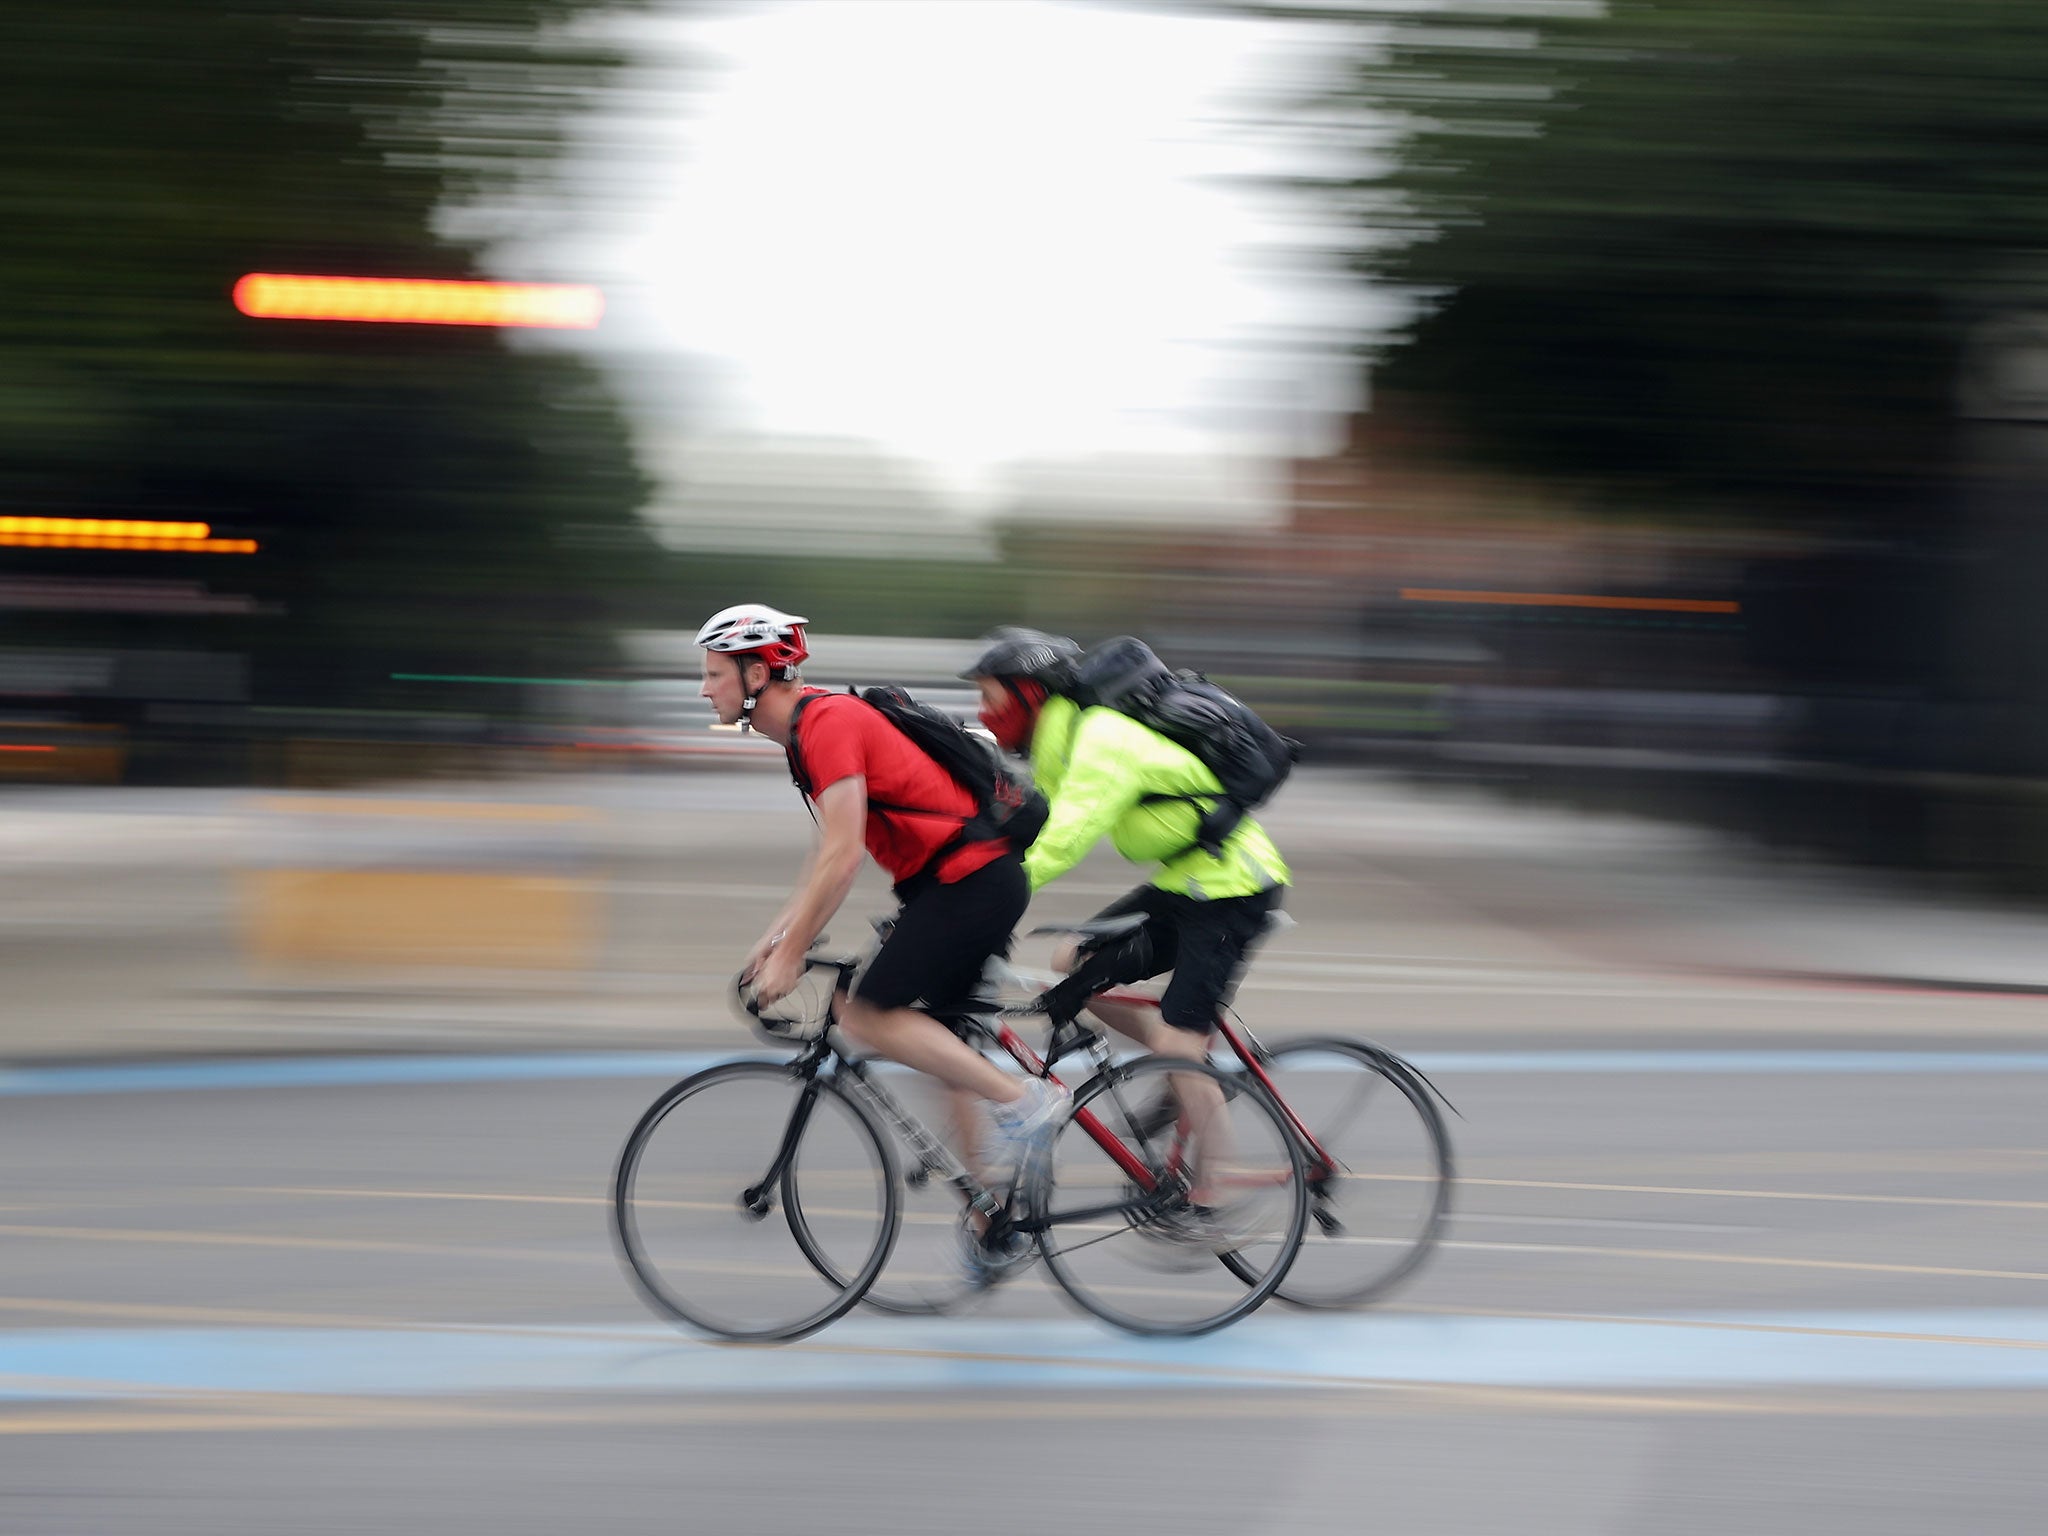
left=772, top=775, right=867, bottom=958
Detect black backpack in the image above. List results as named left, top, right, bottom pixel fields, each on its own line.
left=1072, top=636, right=1300, bottom=857
left=786, top=686, right=1049, bottom=877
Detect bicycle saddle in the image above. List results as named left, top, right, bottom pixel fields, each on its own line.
left=1027, top=912, right=1148, bottom=945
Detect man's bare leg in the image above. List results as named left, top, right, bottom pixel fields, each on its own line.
left=837, top=996, right=1024, bottom=1104
left=948, top=1087, right=988, bottom=1178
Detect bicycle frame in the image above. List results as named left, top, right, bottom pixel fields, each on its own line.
left=1091, top=986, right=1341, bottom=1186
left=769, top=1011, right=1183, bottom=1245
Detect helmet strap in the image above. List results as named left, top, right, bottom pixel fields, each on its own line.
left=739, top=655, right=766, bottom=733
left=736, top=654, right=798, bottom=732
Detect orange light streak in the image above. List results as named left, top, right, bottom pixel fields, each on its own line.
left=0, top=746, right=58, bottom=754
left=0, top=516, right=255, bottom=553
left=1400, top=589, right=1741, bottom=614
left=1, top=516, right=212, bottom=540
left=0, top=535, right=255, bottom=554
left=233, top=274, right=603, bottom=329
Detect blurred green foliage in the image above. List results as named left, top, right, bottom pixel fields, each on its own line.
left=1, top=3, right=657, bottom=716
left=1299, top=0, right=2048, bottom=525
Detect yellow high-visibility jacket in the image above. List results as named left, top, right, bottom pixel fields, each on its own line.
left=1022, top=693, right=1289, bottom=899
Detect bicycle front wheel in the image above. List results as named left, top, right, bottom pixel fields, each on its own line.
left=1224, top=1037, right=1452, bottom=1307
left=1038, top=1055, right=1306, bottom=1336
left=613, top=1059, right=899, bottom=1342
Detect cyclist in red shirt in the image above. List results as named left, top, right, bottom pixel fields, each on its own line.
left=694, top=605, right=1067, bottom=1202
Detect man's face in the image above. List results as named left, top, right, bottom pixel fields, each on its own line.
left=975, top=674, right=1042, bottom=752
left=700, top=650, right=757, bottom=726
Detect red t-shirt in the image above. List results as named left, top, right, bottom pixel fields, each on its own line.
left=790, top=690, right=1009, bottom=886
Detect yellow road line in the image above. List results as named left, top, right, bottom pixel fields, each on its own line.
left=0, top=1390, right=1774, bottom=1436
left=238, top=1184, right=968, bottom=1229
left=234, top=1187, right=604, bottom=1208
left=30, top=1194, right=2041, bottom=1289
left=0, top=1296, right=481, bottom=1331
left=1455, top=1175, right=2048, bottom=1213
left=0, top=1223, right=586, bottom=1265
left=1441, top=1237, right=2048, bottom=1283
left=7, top=1382, right=2048, bottom=1437
left=243, top=1169, right=2048, bottom=1219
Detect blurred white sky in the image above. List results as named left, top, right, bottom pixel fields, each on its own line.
left=475, top=0, right=1387, bottom=540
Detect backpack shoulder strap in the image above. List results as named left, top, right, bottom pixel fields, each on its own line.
left=784, top=690, right=828, bottom=799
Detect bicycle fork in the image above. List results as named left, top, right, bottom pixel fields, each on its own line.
left=739, top=1076, right=823, bottom=1219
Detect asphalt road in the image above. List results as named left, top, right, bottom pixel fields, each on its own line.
left=1, top=767, right=2046, bottom=1530
left=0, top=1042, right=2043, bottom=1532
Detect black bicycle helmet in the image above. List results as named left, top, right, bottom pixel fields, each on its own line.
left=960, top=626, right=1082, bottom=693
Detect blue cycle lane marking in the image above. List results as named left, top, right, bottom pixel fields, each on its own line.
left=4, top=1312, right=2048, bottom=1401
left=5, top=1050, right=2048, bottom=1099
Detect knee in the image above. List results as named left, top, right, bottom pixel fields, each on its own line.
left=836, top=991, right=878, bottom=1042
left=1053, top=938, right=1081, bottom=973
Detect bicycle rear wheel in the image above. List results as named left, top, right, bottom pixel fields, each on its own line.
left=1223, top=1037, right=1452, bottom=1307
left=1038, top=1055, right=1306, bottom=1336
left=613, top=1059, right=898, bottom=1342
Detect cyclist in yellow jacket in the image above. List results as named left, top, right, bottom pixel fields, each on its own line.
left=963, top=627, right=1290, bottom=1069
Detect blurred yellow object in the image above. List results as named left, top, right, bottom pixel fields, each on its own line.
left=242, top=869, right=595, bottom=969
left=242, top=796, right=598, bottom=970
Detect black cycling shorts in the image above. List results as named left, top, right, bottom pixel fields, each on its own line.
left=1088, top=884, right=1281, bottom=1033
left=851, top=853, right=1030, bottom=1017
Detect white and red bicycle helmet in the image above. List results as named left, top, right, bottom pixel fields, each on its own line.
left=694, top=603, right=810, bottom=674
left=695, top=603, right=811, bottom=730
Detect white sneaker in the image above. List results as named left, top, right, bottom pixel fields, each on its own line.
left=986, top=1076, right=1070, bottom=1175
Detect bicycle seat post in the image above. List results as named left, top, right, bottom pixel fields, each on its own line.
left=1038, top=1008, right=1113, bottom=1077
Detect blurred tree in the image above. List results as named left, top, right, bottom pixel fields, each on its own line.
left=0, top=3, right=657, bottom=728
left=1275, top=0, right=2048, bottom=526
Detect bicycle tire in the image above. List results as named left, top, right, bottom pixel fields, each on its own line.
left=613, top=1059, right=900, bottom=1342
left=1220, top=1036, right=1452, bottom=1307
left=1038, top=1055, right=1307, bottom=1336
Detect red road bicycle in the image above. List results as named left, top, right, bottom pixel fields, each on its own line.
left=842, top=911, right=1455, bottom=1316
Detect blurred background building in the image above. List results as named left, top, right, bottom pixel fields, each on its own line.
left=10, top=0, right=2048, bottom=888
